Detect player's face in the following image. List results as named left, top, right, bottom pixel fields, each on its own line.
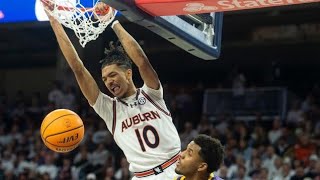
left=102, top=64, right=132, bottom=98
left=175, top=141, right=205, bottom=176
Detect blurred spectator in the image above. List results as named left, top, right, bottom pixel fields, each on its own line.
left=268, top=156, right=283, bottom=179
left=262, top=145, right=278, bottom=173
left=234, top=164, right=250, bottom=180
left=235, top=139, right=252, bottom=161
left=92, top=121, right=112, bottom=145
left=287, top=101, right=304, bottom=125
left=301, top=93, right=315, bottom=113
left=57, top=158, right=73, bottom=180
left=86, top=173, right=97, bottom=180
left=36, top=152, right=58, bottom=179
left=1, top=149, right=15, bottom=173
left=179, top=121, right=198, bottom=150
left=294, top=133, right=316, bottom=164
left=0, top=126, right=11, bottom=146
left=48, top=81, right=64, bottom=108
left=260, top=167, right=269, bottom=180
left=60, top=86, right=76, bottom=111
left=90, top=143, right=111, bottom=170
left=114, top=157, right=132, bottom=180
left=196, top=115, right=213, bottom=135
left=228, top=155, right=246, bottom=179
left=27, top=92, right=42, bottom=118
left=248, top=157, right=263, bottom=177
left=291, top=166, right=306, bottom=180
left=250, top=125, right=268, bottom=146
left=0, top=162, right=5, bottom=179
left=74, top=145, right=92, bottom=167
left=232, top=72, right=246, bottom=111
left=268, top=116, right=282, bottom=145
left=104, top=166, right=115, bottom=180
left=216, top=165, right=228, bottom=179
left=274, top=158, right=294, bottom=180
left=215, top=113, right=230, bottom=136
left=305, top=154, right=319, bottom=178
left=232, top=72, right=246, bottom=97
left=223, top=146, right=236, bottom=167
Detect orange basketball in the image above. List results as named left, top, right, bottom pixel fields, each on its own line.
left=40, top=109, right=84, bottom=153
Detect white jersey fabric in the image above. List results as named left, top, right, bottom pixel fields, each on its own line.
left=92, top=83, right=181, bottom=174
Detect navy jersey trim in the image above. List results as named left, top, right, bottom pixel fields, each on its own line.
left=112, top=100, right=116, bottom=135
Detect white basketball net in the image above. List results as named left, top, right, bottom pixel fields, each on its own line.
left=42, top=0, right=117, bottom=47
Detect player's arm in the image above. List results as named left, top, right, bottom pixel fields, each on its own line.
left=112, top=21, right=160, bottom=90
left=45, top=10, right=100, bottom=106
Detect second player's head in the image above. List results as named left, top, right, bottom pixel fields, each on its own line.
left=175, top=134, right=224, bottom=178
left=100, top=41, right=134, bottom=98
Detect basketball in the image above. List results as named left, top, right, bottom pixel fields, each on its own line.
left=40, top=109, right=84, bottom=153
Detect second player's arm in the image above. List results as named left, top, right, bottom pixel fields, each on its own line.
left=112, top=21, right=160, bottom=90
left=48, top=16, right=100, bottom=105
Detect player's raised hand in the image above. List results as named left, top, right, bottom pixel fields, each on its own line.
left=94, top=2, right=110, bottom=16
left=40, top=0, right=55, bottom=20
left=93, top=1, right=116, bottom=22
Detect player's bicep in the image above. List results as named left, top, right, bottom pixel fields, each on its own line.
left=74, top=67, right=100, bottom=106
left=138, top=61, right=160, bottom=90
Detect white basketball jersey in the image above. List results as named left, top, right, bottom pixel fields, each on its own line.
left=92, top=84, right=181, bottom=173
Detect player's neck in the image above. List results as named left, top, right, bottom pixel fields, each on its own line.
left=123, top=86, right=137, bottom=98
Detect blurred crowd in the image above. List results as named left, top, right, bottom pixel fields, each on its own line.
left=0, top=77, right=320, bottom=180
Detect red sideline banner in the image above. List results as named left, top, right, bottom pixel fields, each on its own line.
left=135, top=0, right=320, bottom=16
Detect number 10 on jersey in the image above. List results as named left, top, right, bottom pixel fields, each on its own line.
left=135, top=125, right=160, bottom=152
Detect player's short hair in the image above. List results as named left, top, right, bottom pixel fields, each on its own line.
left=100, top=41, right=132, bottom=70
left=193, top=134, right=224, bottom=173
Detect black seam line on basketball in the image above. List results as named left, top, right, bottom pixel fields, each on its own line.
left=42, top=114, right=76, bottom=138
left=44, top=125, right=84, bottom=141
left=45, top=138, right=82, bottom=148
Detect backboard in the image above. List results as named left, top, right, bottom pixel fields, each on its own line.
left=101, top=0, right=223, bottom=60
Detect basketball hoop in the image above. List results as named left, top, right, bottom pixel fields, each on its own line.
left=41, top=0, right=117, bottom=47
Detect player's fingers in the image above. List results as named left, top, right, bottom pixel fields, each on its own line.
left=41, top=0, right=53, bottom=10
left=95, top=2, right=109, bottom=15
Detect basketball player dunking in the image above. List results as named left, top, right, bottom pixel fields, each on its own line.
left=43, top=2, right=181, bottom=179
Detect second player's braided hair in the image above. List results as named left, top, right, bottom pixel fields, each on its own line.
left=100, top=41, right=132, bottom=70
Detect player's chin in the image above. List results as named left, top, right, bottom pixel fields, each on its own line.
left=175, top=167, right=182, bottom=175
left=114, top=91, right=124, bottom=98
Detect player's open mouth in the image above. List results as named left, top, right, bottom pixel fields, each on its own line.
left=111, top=86, right=120, bottom=94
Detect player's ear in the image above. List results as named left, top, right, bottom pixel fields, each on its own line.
left=198, top=163, right=208, bottom=172
left=126, top=69, right=132, bottom=80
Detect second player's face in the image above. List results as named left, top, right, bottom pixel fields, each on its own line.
left=175, top=141, right=204, bottom=176
left=102, top=64, right=131, bottom=98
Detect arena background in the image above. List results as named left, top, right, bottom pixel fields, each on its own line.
left=0, top=2, right=320, bottom=180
